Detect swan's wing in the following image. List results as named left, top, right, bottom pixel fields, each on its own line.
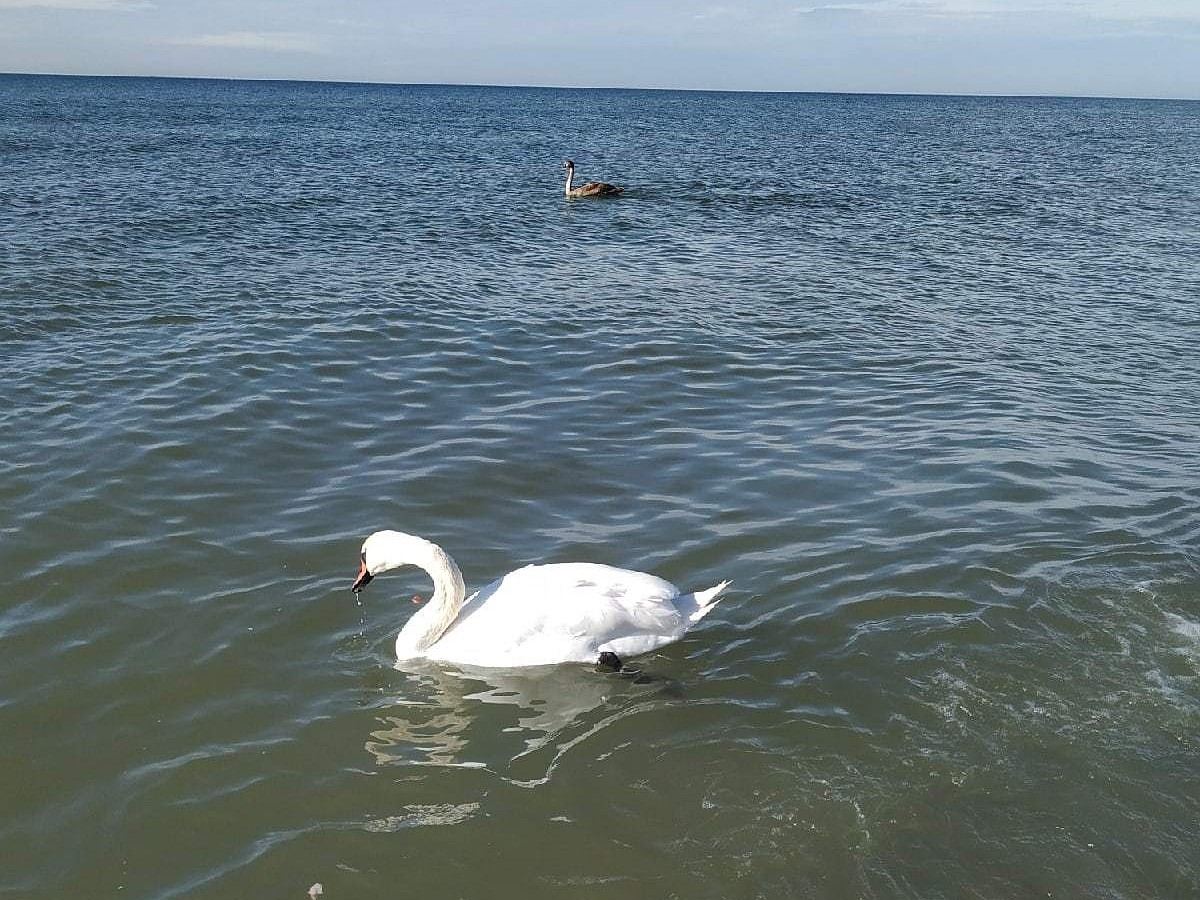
left=505, top=562, right=683, bottom=631
left=575, top=181, right=623, bottom=196
left=429, top=563, right=686, bottom=666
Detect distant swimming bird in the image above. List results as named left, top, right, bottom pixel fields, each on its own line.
left=563, top=160, right=624, bottom=198
left=351, top=530, right=729, bottom=668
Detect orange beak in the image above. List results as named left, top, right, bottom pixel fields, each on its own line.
left=351, top=557, right=374, bottom=593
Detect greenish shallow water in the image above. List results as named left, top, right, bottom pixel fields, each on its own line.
left=1, top=75, right=1199, bottom=899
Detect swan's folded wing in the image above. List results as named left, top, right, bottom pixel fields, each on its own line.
left=429, top=563, right=687, bottom=665
left=528, top=565, right=689, bottom=646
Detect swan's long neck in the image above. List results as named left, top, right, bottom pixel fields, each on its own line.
left=384, top=535, right=467, bottom=657
left=564, top=166, right=574, bottom=196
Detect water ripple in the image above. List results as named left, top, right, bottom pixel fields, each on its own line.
left=1, top=78, right=1198, bottom=900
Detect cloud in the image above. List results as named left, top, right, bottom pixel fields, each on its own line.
left=0, top=0, right=152, bottom=8
left=1082, top=1, right=1200, bottom=23
left=693, top=4, right=748, bottom=19
left=167, top=31, right=321, bottom=53
left=793, top=0, right=1200, bottom=22
left=792, top=1, right=992, bottom=17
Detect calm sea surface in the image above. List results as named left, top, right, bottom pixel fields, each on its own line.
left=1, top=74, right=1198, bottom=899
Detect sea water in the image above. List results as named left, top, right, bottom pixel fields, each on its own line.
left=1, top=75, right=1198, bottom=899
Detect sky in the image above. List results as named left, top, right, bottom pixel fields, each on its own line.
left=1, top=0, right=1198, bottom=99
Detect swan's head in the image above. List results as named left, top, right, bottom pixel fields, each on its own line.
left=351, top=530, right=454, bottom=595
left=352, top=530, right=415, bottom=593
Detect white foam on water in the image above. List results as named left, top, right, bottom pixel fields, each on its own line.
left=1164, top=612, right=1200, bottom=645
left=362, top=802, right=481, bottom=833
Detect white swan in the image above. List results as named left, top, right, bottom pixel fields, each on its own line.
left=351, top=530, right=729, bottom=668
left=564, top=160, right=624, bottom=198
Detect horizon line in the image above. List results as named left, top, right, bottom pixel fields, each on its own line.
left=2, top=70, right=1197, bottom=104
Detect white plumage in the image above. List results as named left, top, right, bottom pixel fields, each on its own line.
left=352, top=530, right=729, bottom=668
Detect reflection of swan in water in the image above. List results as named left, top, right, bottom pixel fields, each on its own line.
left=366, top=659, right=665, bottom=771
left=366, top=663, right=474, bottom=768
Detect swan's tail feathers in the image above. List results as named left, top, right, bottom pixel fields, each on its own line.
left=688, top=580, right=731, bottom=623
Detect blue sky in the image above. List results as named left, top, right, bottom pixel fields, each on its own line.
left=1, top=0, right=1197, bottom=98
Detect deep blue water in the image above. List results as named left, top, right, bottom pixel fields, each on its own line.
left=2, top=74, right=1199, bottom=899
